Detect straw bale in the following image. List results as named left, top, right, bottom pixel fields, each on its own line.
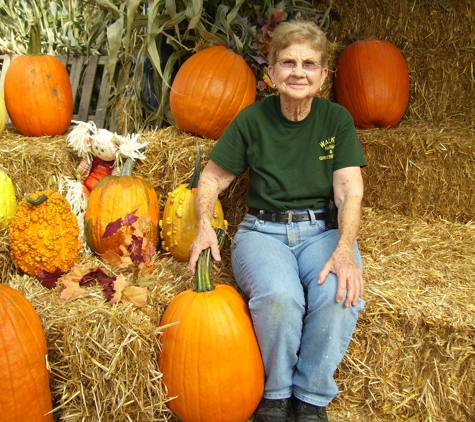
left=326, top=0, right=475, bottom=125
left=1, top=125, right=474, bottom=421
left=359, top=121, right=475, bottom=224
left=331, top=207, right=475, bottom=421
left=6, top=255, right=187, bottom=421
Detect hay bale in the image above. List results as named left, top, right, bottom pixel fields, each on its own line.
left=327, top=0, right=475, bottom=125
left=7, top=269, right=177, bottom=421
left=331, top=207, right=475, bottom=421
left=1, top=121, right=474, bottom=421
left=359, top=121, right=475, bottom=224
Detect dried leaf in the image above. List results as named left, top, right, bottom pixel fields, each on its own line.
left=99, top=248, right=134, bottom=269
left=123, top=209, right=138, bottom=226
left=129, top=235, right=143, bottom=262
left=141, top=237, right=156, bottom=265
left=103, top=217, right=123, bottom=238
left=136, top=263, right=156, bottom=287
left=121, top=285, right=147, bottom=308
left=110, top=273, right=130, bottom=303
left=37, top=268, right=63, bottom=289
left=60, top=280, right=86, bottom=300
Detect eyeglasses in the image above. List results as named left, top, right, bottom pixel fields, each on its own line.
left=276, top=59, right=323, bottom=71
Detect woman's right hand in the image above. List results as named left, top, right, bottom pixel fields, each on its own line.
left=188, top=160, right=236, bottom=275
left=188, top=224, right=221, bottom=275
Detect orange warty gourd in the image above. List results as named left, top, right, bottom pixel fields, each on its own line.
left=9, top=190, right=80, bottom=277
left=0, top=283, right=54, bottom=421
left=170, top=46, right=256, bottom=140
left=159, top=228, right=264, bottom=422
left=84, top=158, right=160, bottom=255
left=334, top=39, right=410, bottom=129
left=160, top=146, right=227, bottom=261
left=4, top=24, right=73, bottom=136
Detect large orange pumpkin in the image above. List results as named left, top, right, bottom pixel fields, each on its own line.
left=334, top=39, right=409, bottom=129
left=159, top=228, right=264, bottom=422
left=0, top=283, right=54, bottom=421
left=4, top=24, right=73, bottom=136
left=170, top=46, right=256, bottom=140
left=84, top=158, right=160, bottom=255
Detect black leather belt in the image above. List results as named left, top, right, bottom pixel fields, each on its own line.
left=248, top=207, right=325, bottom=224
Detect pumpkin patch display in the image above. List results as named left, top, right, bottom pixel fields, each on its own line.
left=159, top=228, right=264, bottom=422
left=84, top=158, right=160, bottom=255
left=334, top=39, right=410, bottom=129
left=9, top=190, right=80, bottom=277
left=0, top=284, right=54, bottom=421
left=170, top=46, right=256, bottom=140
left=0, top=92, right=6, bottom=136
left=0, top=169, right=16, bottom=229
left=160, top=147, right=227, bottom=261
left=3, top=24, right=73, bottom=137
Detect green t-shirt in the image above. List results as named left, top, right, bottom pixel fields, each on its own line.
left=208, top=95, right=367, bottom=211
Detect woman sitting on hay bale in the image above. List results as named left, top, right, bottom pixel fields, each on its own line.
left=189, top=20, right=367, bottom=422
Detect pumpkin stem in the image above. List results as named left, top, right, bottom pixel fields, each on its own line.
left=187, top=144, right=202, bottom=190
left=26, top=194, right=48, bottom=205
left=120, top=158, right=136, bottom=176
left=27, top=23, right=42, bottom=55
left=194, top=227, right=226, bottom=293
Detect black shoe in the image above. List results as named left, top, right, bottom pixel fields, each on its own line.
left=293, top=397, right=328, bottom=421
left=253, top=397, right=291, bottom=422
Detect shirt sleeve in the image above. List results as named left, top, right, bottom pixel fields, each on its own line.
left=333, top=107, right=368, bottom=171
left=207, top=109, right=251, bottom=176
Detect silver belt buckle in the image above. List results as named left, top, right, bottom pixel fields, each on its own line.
left=285, top=210, right=294, bottom=224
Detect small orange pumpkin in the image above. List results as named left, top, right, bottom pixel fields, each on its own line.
left=4, top=24, right=73, bottom=136
left=170, top=46, right=256, bottom=140
left=159, top=228, right=264, bottom=422
left=334, top=39, right=410, bottom=129
left=0, top=283, right=54, bottom=421
left=84, top=158, right=160, bottom=255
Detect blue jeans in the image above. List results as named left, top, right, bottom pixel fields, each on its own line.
left=230, top=212, right=365, bottom=407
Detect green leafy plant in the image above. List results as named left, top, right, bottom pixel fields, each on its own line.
left=0, top=0, right=337, bottom=131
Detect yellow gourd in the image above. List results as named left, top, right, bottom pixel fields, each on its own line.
left=0, top=169, right=16, bottom=228
left=0, top=92, right=6, bottom=136
left=160, top=147, right=227, bottom=261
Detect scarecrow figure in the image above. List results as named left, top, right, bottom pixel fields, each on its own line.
left=67, top=120, right=147, bottom=195
left=62, top=120, right=148, bottom=250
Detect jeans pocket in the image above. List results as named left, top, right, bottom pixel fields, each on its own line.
left=237, top=214, right=260, bottom=232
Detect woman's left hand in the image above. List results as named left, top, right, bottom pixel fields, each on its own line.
left=318, top=246, right=364, bottom=307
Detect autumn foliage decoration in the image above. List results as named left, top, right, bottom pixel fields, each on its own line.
left=160, top=146, right=227, bottom=261
left=159, top=228, right=264, bottom=422
left=9, top=190, right=80, bottom=279
left=0, top=284, right=54, bottom=422
left=4, top=24, right=73, bottom=137
left=59, top=210, right=154, bottom=308
left=170, top=46, right=256, bottom=140
left=85, top=158, right=160, bottom=255
left=334, top=39, right=410, bottom=129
